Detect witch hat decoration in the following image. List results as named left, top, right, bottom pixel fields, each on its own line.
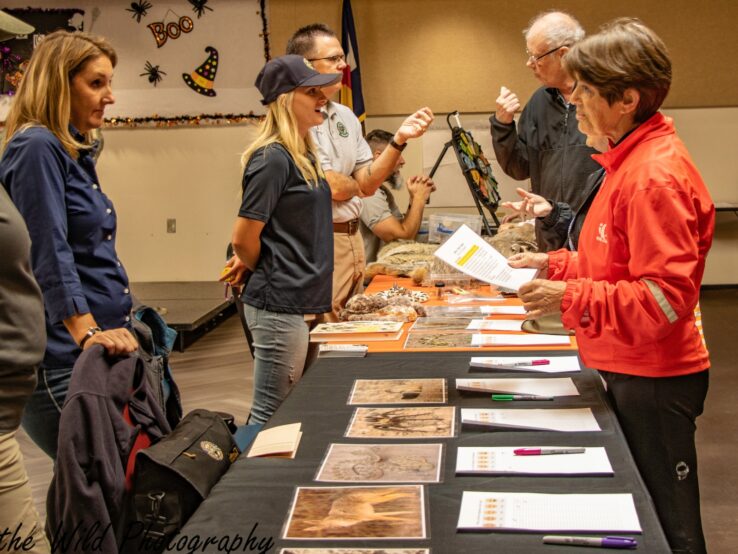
left=182, top=46, right=218, bottom=97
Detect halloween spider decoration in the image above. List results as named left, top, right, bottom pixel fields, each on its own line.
left=140, top=61, right=166, bottom=86
left=126, top=0, right=153, bottom=23
left=188, top=0, right=213, bottom=18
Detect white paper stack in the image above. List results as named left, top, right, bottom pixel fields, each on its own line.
left=457, top=491, right=642, bottom=532
left=470, top=355, right=581, bottom=373
left=455, top=446, right=613, bottom=476
left=461, top=408, right=601, bottom=432
left=456, top=377, right=579, bottom=397
left=480, top=305, right=527, bottom=315
left=472, top=333, right=572, bottom=347
left=467, top=319, right=524, bottom=331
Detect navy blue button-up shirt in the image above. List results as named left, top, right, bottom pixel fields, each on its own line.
left=0, top=126, right=132, bottom=369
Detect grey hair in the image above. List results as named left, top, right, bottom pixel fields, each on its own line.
left=524, top=10, right=585, bottom=49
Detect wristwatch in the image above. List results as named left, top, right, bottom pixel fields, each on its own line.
left=79, top=326, right=102, bottom=349
left=389, top=138, right=407, bottom=152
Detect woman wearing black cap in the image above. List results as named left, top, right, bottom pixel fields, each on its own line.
left=222, top=55, right=341, bottom=424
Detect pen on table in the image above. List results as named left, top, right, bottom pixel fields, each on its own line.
left=514, top=448, right=586, bottom=456
left=486, top=359, right=550, bottom=368
left=491, top=394, right=554, bottom=401
left=543, top=535, right=638, bottom=549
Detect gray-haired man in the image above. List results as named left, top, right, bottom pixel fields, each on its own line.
left=491, top=10, right=599, bottom=251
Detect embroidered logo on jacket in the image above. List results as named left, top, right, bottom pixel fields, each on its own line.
left=336, top=121, right=349, bottom=137
left=596, top=223, right=608, bottom=244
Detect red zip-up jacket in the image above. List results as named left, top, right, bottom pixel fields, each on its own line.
left=548, top=113, right=714, bottom=377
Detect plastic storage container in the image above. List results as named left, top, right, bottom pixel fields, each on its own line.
left=428, top=213, right=483, bottom=244
left=415, top=218, right=429, bottom=243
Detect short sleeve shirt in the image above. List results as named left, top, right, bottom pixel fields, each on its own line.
left=359, top=185, right=403, bottom=263
left=310, top=101, right=373, bottom=222
left=239, top=144, right=333, bottom=314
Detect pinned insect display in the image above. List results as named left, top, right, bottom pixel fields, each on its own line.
left=187, top=0, right=213, bottom=18
left=126, top=0, right=153, bottom=23
left=140, top=61, right=166, bottom=86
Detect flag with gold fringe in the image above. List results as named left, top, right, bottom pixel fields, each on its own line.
left=340, top=0, right=366, bottom=122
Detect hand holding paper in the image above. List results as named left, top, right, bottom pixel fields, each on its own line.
left=433, top=225, right=538, bottom=291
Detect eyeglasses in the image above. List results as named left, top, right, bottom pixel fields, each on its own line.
left=526, top=44, right=569, bottom=64
left=307, top=53, right=345, bottom=65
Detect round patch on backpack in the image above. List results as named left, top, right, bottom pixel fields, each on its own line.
left=200, top=440, right=224, bottom=461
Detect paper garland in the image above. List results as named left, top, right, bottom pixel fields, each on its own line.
left=101, top=113, right=262, bottom=129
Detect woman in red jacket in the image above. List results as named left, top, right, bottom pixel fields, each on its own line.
left=509, top=19, right=714, bottom=554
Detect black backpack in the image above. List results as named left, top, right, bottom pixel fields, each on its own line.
left=120, top=409, right=240, bottom=553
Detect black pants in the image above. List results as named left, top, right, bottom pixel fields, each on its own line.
left=600, top=370, right=709, bottom=554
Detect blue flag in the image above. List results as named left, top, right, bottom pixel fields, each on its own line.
left=340, top=0, right=366, bottom=122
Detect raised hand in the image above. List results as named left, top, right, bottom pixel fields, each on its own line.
left=407, top=175, right=435, bottom=201
left=502, top=187, right=553, bottom=219
left=508, top=251, right=549, bottom=270
left=395, top=107, right=434, bottom=143
left=495, top=86, right=520, bottom=125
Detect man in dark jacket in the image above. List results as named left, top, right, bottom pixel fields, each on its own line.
left=491, top=10, right=600, bottom=251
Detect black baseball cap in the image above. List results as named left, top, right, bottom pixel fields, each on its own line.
left=255, top=55, right=341, bottom=105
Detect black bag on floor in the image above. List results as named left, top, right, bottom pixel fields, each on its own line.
left=121, top=409, right=240, bottom=553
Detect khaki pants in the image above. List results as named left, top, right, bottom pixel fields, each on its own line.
left=0, top=431, right=50, bottom=553
left=327, top=231, right=365, bottom=322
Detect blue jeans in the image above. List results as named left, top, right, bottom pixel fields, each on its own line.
left=244, top=305, right=309, bottom=425
left=20, top=367, right=73, bottom=459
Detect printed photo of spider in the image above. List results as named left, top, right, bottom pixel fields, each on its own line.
left=140, top=61, right=166, bottom=86
left=188, top=0, right=213, bottom=18
left=126, top=0, right=153, bottom=23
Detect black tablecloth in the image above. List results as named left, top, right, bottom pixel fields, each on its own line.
left=178, top=351, right=670, bottom=553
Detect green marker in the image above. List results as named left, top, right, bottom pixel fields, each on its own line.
left=491, top=394, right=555, bottom=401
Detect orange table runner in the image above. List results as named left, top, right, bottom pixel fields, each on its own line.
left=350, top=276, right=577, bottom=353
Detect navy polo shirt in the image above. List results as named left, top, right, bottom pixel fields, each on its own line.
left=0, top=126, right=132, bottom=369
left=238, top=144, right=333, bottom=314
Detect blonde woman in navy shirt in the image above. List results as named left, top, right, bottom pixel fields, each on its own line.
left=0, top=31, right=137, bottom=458
left=222, top=56, right=340, bottom=425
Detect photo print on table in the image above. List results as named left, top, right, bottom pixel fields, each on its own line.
left=316, top=443, right=444, bottom=483
left=410, top=317, right=473, bottom=331
left=348, top=378, right=447, bottom=405
left=280, top=550, right=429, bottom=554
left=283, top=485, right=427, bottom=540
left=346, top=407, right=456, bottom=439
left=404, top=332, right=475, bottom=350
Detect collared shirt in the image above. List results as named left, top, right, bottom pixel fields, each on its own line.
left=0, top=126, right=132, bottom=369
left=359, top=184, right=403, bottom=263
left=238, top=144, right=333, bottom=314
left=310, top=100, right=372, bottom=223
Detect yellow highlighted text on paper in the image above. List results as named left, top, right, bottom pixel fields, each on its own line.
left=457, top=245, right=478, bottom=266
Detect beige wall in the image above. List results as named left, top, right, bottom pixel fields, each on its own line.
left=93, top=0, right=737, bottom=285
left=97, top=124, right=259, bottom=282
left=100, top=108, right=737, bottom=285
left=269, top=0, right=738, bottom=113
